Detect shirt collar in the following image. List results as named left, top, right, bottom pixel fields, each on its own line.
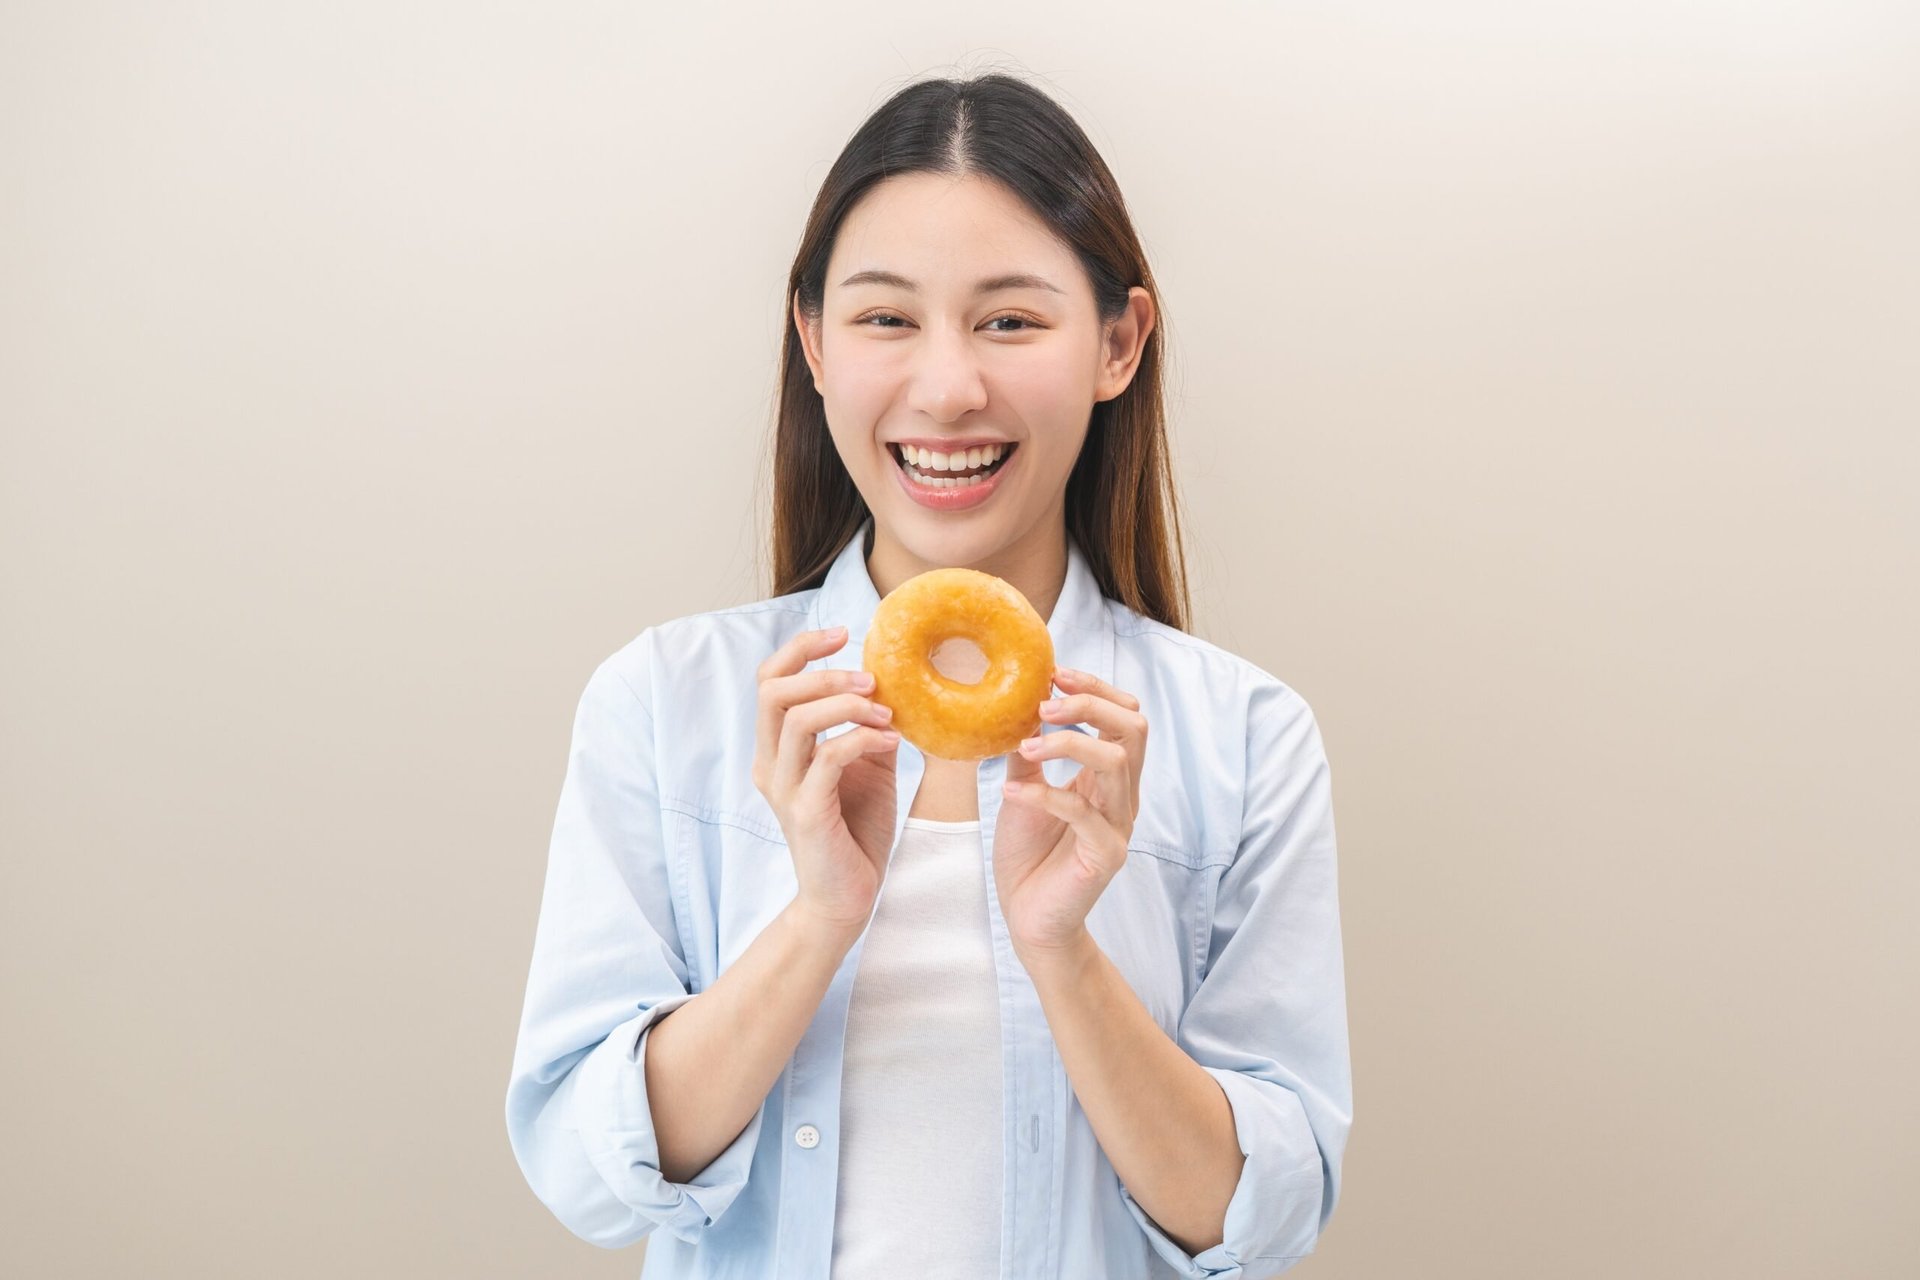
left=807, top=516, right=1116, bottom=693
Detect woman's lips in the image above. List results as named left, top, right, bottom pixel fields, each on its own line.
left=890, top=442, right=1016, bottom=512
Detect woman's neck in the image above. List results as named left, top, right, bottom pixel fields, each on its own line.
left=864, top=521, right=1070, bottom=622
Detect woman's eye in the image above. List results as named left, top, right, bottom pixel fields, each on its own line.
left=851, top=312, right=1041, bottom=332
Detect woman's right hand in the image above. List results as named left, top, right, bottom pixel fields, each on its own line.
left=753, top=625, right=901, bottom=935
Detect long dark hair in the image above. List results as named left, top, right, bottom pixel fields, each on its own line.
left=768, top=72, right=1191, bottom=632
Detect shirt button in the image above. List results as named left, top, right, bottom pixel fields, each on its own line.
left=794, top=1124, right=821, bottom=1149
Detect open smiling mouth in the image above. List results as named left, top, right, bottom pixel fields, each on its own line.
left=888, top=442, right=1018, bottom=489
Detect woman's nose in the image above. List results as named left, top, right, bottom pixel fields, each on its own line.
left=904, top=327, right=988, bottom=422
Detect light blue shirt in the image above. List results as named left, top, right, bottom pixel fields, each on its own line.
left=504, top=518, right=1353, bottom=1279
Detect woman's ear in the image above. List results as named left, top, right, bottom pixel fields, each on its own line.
left=793, top=294, right=825, bottom=394
left=1094, top=287, right=1156, bottom=403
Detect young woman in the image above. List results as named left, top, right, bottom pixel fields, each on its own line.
left=505, top=73, right=1352, bottom=1280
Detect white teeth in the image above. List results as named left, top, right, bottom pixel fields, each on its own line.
left=893, top=441, right=1011, bottom=491
left=900, top=443, right=1004, bottom=471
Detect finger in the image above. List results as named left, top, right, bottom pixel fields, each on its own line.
left=1038, top=692, right=1148, bottom=744
left=756, top=627, right=850, bottom=789
left=1002, top=734, right=1047, bottom=784
left=758, top=625, right=848, bottom=683
left=1016, top=730, right=1131, bottom=817
left=761, top=666, right=876, bottom=728
left=1001, top=779, right=1128, bottom=875
left=1051, top=667, right=1140, bottom=711
left=756, top=648, right=868, bottom=787
left=796, top=724, right=901, bottom=812
left=1036, top=691, right=1148, bottom=805
left=773, top=693, right=894, bottom=795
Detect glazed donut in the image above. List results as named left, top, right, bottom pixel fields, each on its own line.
left=862, top=567, right=1055, bottom=761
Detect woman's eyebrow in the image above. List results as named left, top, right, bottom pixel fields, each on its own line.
left=837, top=268, right=1064, bottom=295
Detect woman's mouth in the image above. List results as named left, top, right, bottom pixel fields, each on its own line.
left=889, top=441, right=1016, bottom=488
left=887, top=441, right=1018, bottom=511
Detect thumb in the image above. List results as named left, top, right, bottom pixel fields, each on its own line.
left=1003, top=731, right=1045, bottom=786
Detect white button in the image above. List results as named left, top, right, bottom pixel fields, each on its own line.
left=794, top=1124, right=821, bottom=1149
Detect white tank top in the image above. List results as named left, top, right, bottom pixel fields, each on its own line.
left=829, top=816, right=1004, bottom=1278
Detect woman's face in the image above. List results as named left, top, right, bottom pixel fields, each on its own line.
left=795, top=172, right=1152, bottom=583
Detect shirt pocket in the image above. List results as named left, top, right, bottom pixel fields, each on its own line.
left=659, top=800, right=798, bottom=993
left=1088, top=831, right=1232, bottom=1034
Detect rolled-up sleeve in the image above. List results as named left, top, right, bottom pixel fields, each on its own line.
left=504, top=641, right=765, bottom=1248
left=1121, top=677, right=1354, bottom=1278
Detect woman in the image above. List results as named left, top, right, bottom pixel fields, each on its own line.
left=505, top=72, right=1352, bottom=1280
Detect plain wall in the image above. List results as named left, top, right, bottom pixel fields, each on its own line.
left=3, top=2, right=1915, bottom=1275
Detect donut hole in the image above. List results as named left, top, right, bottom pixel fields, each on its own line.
left=929, top=636, right=989, bottom=685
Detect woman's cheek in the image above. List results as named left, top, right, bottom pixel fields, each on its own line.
left=998, top=361, right=1088, bottom=422
left=829, top=355, right=897, bottom=422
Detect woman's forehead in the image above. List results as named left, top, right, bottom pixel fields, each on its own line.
left=830, top=173, right=1076, bottom=286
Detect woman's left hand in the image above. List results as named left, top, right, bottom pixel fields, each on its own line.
left=993, top=667, right=1148, bottom=959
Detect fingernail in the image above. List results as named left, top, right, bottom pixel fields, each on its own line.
left=873, top=703, right=893, bottom=719
left=1018, top=737, right=1040, bottom=753
left=881, top=729, right=900, bottom=742
left=1040, top=699, right=1062, bottom=713
left=853, top=671, right=875, bottom=689
left=826, top=625, right=846, bottom=638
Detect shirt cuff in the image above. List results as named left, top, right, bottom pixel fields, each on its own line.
left=563, top=992, right=766, bottom=1244
left=1119, top=1066, right=1325, bottom=1279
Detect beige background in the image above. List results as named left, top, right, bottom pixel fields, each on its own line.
left=3, top=2, right=1916, bottom=1276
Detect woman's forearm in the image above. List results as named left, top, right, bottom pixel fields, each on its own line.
left=645, top=902, right=863, bottom=1184
left=1020, top=930, right=1244, bottom=1256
